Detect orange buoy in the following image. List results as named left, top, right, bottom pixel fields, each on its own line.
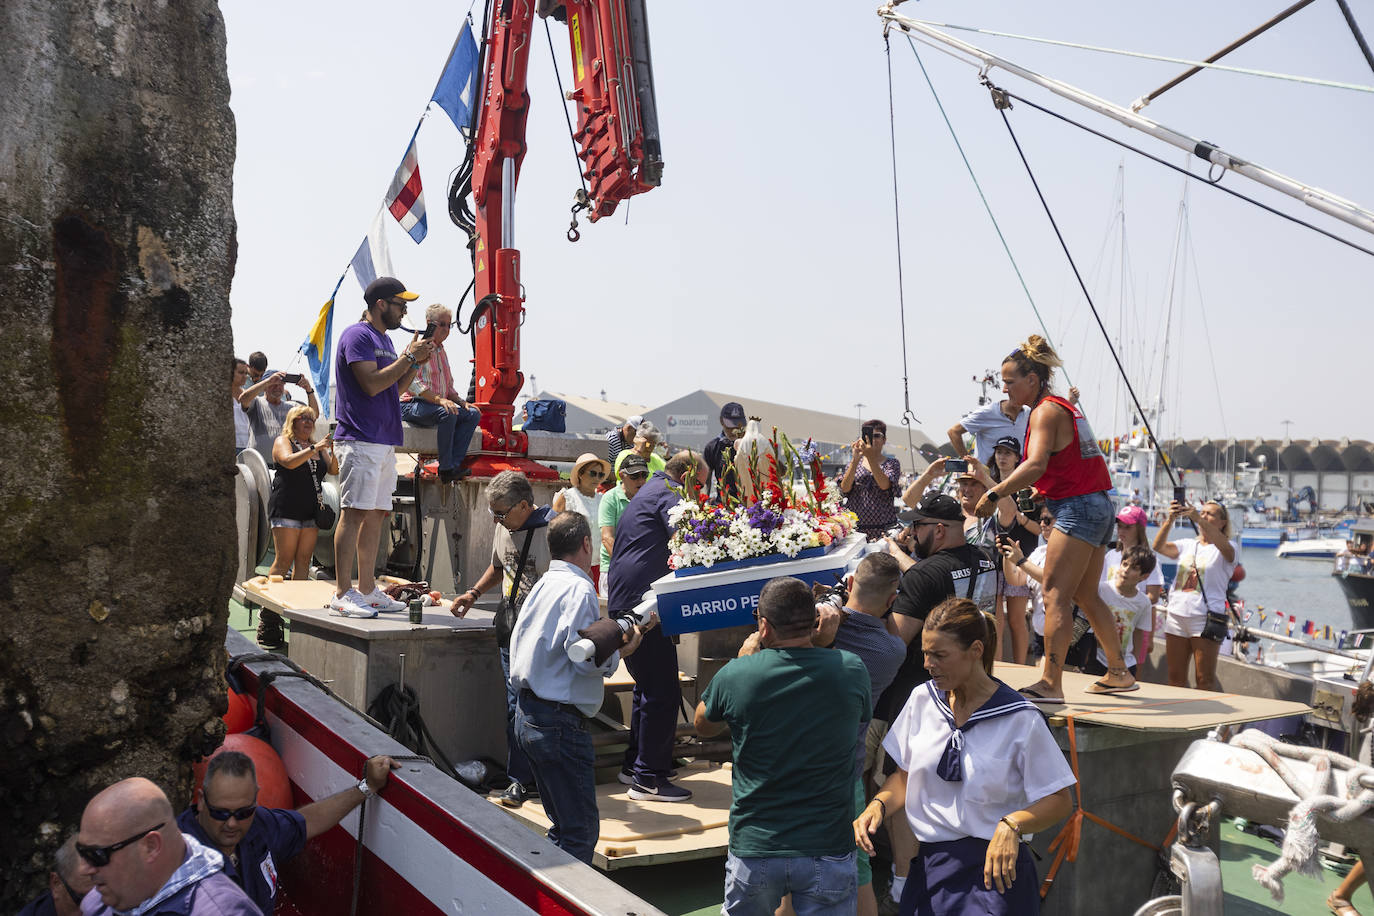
left=193, top=733, right=294, bottom=809
left=222, top=688, right=256, bottom=734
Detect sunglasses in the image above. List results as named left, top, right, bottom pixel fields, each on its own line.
left=584, top=469, right=606, bottom=479
left=623, top=471, right=648, bottom=480
left=204, top=801, right=258, bottom=822
left=490, top=501, right=525, bottom=522
left=76, top=823, right=164, bottom=867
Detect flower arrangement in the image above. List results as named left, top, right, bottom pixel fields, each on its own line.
left=667, top=429, right=858, bottom=571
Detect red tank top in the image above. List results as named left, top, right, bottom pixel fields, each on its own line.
left=1027, top=395, right=1112, bottom=500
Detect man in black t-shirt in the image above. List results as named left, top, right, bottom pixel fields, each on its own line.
left=703, top=401, right=747, bottom=502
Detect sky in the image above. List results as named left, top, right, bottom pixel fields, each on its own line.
left=221, top=0, right=1374, bottom=447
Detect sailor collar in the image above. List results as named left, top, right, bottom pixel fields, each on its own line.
left=927, top=679, right=1036, bottom=782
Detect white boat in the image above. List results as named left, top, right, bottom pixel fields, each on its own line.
left=1276, top=536, right=1350, bottom=559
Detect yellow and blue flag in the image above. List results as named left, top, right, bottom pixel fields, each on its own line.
left=301, top=269, right=348, bottom=416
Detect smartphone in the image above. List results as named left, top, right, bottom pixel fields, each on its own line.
left=283, top=373, right=302, bottom=384
left=422, top=322, right=437, bottom=340
left=861, top=429, right=873, bottom=445
left=1173, top=485, right=1186, bottom=504
left=946, top=458, right=969, bottom=473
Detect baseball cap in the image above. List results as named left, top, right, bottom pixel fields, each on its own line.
left=994, top=436, right=1022, bottom=454
left=720, top=402, right=747, bottom=429
left=619, top=454, right=650, bottom=476
left=898, top=493, right=964, bottom=524
left=1116, top=505, right=1149, bottom=526
left=625, top=414, right=644, bottom=429
left=363, top=276, right=419, bottom=306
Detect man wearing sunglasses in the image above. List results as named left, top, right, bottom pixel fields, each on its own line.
left=76, top=777, right=258, bottom=915
left=17, top=836, right=91, bottom=916
left=401, top=302, right=482, bottom=484
left=176, top=750, right=397, bottom=913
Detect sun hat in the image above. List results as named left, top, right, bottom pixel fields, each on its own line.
left=571, top=452, right=612, bottom=483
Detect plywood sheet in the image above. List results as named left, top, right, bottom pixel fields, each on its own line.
left=992, top=662, right=1310, bottom=732
left=491, top=762, right=734, bottom=870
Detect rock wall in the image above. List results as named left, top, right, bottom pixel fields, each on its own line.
left=0, top=0, right=237, bottom=905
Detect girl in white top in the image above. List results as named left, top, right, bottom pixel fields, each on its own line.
left=1152, top=500, right=1237, bottom=691
left=855, top=598, right=1075, bottom=915
left=553, top=452, right=610, bottom=589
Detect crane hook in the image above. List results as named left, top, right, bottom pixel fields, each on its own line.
left=567, top=188, right=591, bottom=243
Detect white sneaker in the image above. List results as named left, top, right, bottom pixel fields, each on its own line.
left=329, top=589, right=378, bottom=619
left=363, top=588, right=407, bottom=613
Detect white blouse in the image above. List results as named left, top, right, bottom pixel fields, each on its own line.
left=883, top=681, right=1076, bottom=843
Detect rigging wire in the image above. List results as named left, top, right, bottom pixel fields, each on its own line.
left=1335, top=0, right=1374, bottom=75
left=883, top=32, right=922, bottom=455
left=545, top=19, right=589, bottom=198
left=987, top=81, right=1180, bottom=487
left=904, top=15, right=1374, bottom=97
left=995, top=88, right=1374, bottom=260
left=903, top=36, right=1071, bottom=389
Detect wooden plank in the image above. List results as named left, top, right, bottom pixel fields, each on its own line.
left=240, top=577, right=495, bottom=641
left=490, top=762, right=733, bottom=870
left=605, top=659, right=694, bottom=690
left=992, top=662, right=1310, bottom=732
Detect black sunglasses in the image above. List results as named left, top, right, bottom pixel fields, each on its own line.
left=76, top=823, right=164, bottom=867
left=204, top=802, right=258, bottom=822
left=57, top=872, right=84, bottom=907
left=490, top=501, right=525, bottom=522
left=622, top=471, right=648, bottom=480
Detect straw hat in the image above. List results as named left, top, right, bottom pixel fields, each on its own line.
left=571, top=452, right=611, bottom=484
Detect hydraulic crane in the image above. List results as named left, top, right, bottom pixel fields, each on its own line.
left=451, top=0, right=662, bottom=479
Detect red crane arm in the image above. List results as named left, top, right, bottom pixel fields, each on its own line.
left=464, top=0, right=661, bottom=474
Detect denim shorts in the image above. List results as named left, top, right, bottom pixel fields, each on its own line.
left=270, top=518, right=314, bottom=529
left=1046, top=490, right=1115, bottom=547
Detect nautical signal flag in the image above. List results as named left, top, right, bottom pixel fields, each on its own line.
left=386, top=128, right=427, bottom=243
left=430, top=20, right=480, bottom=132
left=350, top=207, right=395, bottom=292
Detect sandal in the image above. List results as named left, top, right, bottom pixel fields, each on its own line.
left=1330, top=891, right=1363, bottom=916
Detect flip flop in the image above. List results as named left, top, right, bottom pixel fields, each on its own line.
left=1328, top=892, right=1363, bottom=916
left=1018, top=686, right=1066, bottom=705
left=1085, top=679, right=1141, bottom=695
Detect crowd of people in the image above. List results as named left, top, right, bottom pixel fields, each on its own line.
left=204, top=298, right=1247, bottom=916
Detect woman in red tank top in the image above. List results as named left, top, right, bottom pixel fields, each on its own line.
left=973, top=335, right=1137, bottom=703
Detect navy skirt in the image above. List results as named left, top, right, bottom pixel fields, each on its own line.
left=898, top=836, right=1039, bottom=916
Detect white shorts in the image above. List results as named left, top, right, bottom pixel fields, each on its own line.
left=1164, top=613, right=1206, bottom=638
left=336, top=440, right=397, bottom=511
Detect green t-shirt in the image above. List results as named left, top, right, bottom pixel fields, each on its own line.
left=613, top=450, right=666, bottom=477
left=597, top=483, right=632, bottom=569
left=701, top=647, right=871, bottom=857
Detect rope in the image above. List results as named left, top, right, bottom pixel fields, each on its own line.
left=1229, top=729, right=1374, bottom=901
left=545, top=18, right=589, bottom=198
left=995, top=87, right=1374, bottom=260
left=349, top=753, right=434, bottom=916
left=1336, top=0, right=1374, bottom=76
left=902, top=36, right=1069, bottom=389
left=883, top=32, right=921, bottom=440
left=989, top=87, right=1180, bottom=488
left=903, top=16, right=1374, bottom=97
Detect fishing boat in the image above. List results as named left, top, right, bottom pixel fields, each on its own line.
left=1335, top=520, right=1374, bottom=629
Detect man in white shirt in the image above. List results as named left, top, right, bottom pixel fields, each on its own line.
left=507, top=511, right=645, bottom=863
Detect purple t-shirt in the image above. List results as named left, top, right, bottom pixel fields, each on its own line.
left=334, top=321, right=402, bottom=445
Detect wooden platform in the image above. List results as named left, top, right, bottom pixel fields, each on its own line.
left=491, top=761, right=734, bottom=870
left=992, top=662, right=1311, bottom=732
left=239, top=576, right=495, bottom=638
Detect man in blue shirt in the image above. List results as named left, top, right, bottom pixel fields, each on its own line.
left=17, top=836, right=90, bottom=916
left=606, top=450, right=708, bottom=802
left=508, top=511, right=646, bottom=862
left=176, top=750, right=397, bottom=913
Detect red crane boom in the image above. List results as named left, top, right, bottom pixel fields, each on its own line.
left=459, top=0, right=662, bottom=478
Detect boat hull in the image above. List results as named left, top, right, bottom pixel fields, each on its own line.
left=1334, top=567, right=1374, bottom=631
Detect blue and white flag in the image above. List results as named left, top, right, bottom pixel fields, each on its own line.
left=430, top=21, right=481, bottom=133
left=350, top=206, right=395, bottom=292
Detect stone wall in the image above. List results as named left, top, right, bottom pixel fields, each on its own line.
left=0, top=1, right=236, bottom=905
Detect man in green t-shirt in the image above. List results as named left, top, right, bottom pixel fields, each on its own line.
left=597, top=453, right=650, bottom=582
left=696, top=577, right=871, bottom=916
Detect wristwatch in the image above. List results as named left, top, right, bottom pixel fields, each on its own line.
left=987, top=490, right=1001, bottom=501
left=356, top=777, right=374, bottom=799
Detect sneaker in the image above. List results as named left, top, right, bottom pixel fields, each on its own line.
left=627, top=776, right=692, bottom=803
left=617, top=768, right=635, bottom=786
left=362, top=588, right=407, bottom=613
left=256, top=610, right=286, bottom=649
left=498, top=781, right=536, bottom=808
left=328, top=589, right=378, bottom=619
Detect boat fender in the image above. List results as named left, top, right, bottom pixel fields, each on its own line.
left=193, top=733, right=293, bottom=808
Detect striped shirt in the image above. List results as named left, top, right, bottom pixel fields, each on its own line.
left=403, top=344, right=458, bottom=401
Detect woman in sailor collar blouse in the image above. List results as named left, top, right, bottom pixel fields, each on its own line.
left=855, top=598, right=1075, bottom=915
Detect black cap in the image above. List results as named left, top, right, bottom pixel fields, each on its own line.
left=619, top=453, right=650, bottom=475
left=898, top=493, right=964, bottom=524
left=363, top=276, right=419, bottom=307
left=720, top=402, right=746, bottom=428
left=994, top=435, right=1022, bottom=454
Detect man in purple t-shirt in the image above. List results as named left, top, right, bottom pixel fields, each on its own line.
left=329, top=276, right=434, bottom=618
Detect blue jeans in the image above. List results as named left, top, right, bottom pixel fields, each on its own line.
left=514, top=693, right=598, bottom=863
left=723, top=850, right=857, bottom=916
left=498, top=649, right=534, bottom=786
left=401, top=399, right=481, bottom=471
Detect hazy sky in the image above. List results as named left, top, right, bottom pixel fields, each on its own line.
left=222, top=0, right=1374, bottom=444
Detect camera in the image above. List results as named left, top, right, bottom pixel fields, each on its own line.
left=945, top=458, right=969, bottom=473
left=817, top=578, right=849, bottom=611
left=1014, top=488, right=1042, bottom=513
left=283, top=373, right=303, bottom=385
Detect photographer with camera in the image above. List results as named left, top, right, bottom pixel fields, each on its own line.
left=841, top=419, right=902, bottom=540
left=238, top=367, right=320, bottom=466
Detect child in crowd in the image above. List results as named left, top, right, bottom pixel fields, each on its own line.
left=1084, top=545, right=1156, bottom=678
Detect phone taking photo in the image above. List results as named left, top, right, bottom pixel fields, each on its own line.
left=1173, top=485, right=1186, bottom=504
left=945, top=458, right=969, bottom=473
left=283, top=373, right=302, bottom=385
left=422, top=322, right=437, bottom=340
